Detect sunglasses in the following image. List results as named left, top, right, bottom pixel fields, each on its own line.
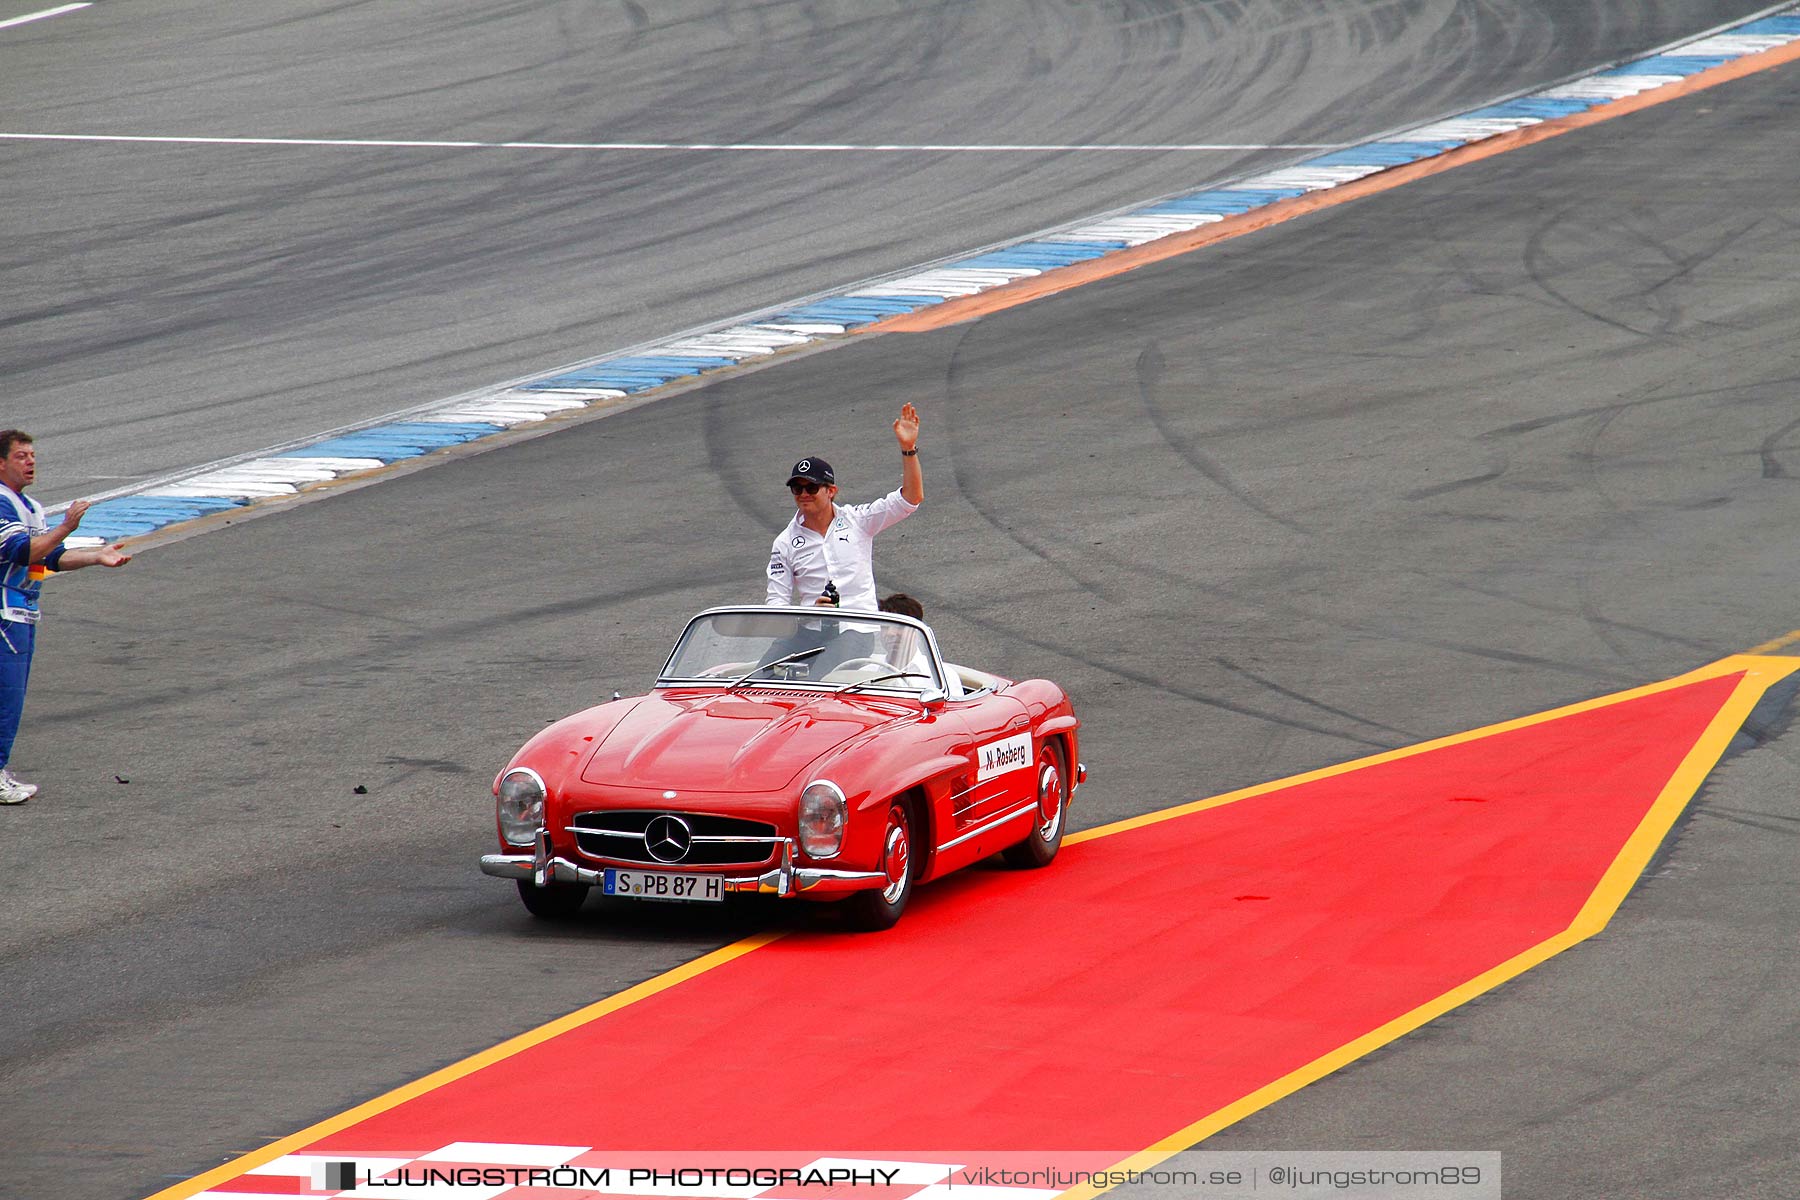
left=788, top=481, right=825, bottom=495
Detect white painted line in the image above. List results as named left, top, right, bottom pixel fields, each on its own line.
left=0, top=130, right=1340, bottom=154
left=416, top=404, right=545, bottom=418
left=192, top=464, right=340, bottom=483
left=422, top=404, right=562, bottom=419
left=1053, top=214, right=1224, bottom=239
left=0, top=3, right=90, bottom=32
left=650, top=342, right=759, bottom=361
left=517, top=386, right=629, bottom=399
left=854, top=282, right=989, bottom=297
left=662, top=333, right=812, bottom=353
left=270, top=457, right=387, bottom=471
left=1403, top=115, right=1546, bottom=140
left=1538, top=77, right=1679, bottom=99
left=145, top=481, right=298, bottom=498
left=884, top=269, right=1040, bottom=287
left=1680, top=33, right=1794, bottom=53
left=751, top=321, right=847, bottom=335
left=454, top=394, right=588, bottom=412
left=1241, top=163, right=1387, bottom=189
left=420, top=414, right=535, bottom=425
left=700, top=331, right=815, bottom=347
left=1083, top=221, right=1217, bottom=235
left=418, top=410, right=537, bottom=424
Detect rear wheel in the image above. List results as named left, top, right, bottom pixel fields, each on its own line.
left=516, top=879, right=589, bottom=919
left=845, top=802, right=915, bottom=931
left=1003, top=739, right=1067, bottom=869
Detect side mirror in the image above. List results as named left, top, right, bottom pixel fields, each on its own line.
left=919, top=688, right=948, bottom=710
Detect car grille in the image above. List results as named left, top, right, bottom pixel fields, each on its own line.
left=568, top=810, right=781, bottom=867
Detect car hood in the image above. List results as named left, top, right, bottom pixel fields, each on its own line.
left=579, top=690, right=902, bottom=793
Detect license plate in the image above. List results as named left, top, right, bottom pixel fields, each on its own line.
left=603, top=868, right=724, bottom=903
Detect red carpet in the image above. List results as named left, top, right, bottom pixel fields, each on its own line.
left=313, top=670, right=1744, bottom=1156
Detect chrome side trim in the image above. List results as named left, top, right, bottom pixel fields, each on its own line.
left=936, top=800, right=1039, bottom=852
left=946, top=780, right=985, bottom=804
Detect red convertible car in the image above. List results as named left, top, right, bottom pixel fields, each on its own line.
left=480, top=606, right=1084, bottom=930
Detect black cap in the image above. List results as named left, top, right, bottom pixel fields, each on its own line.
left=787, top=457, right=834, bottom=486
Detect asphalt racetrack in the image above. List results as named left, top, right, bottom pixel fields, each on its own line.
left=4, top=4, right=1800, bottom=1199
left=0, top=0, right=1783, bottom=500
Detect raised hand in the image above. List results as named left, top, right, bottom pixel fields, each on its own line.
left=893, top=402, right=920, bottom=451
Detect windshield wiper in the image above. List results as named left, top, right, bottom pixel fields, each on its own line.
left=727, top=646, right=826, bottom=692
left=836, top=670, right=932, bottom=695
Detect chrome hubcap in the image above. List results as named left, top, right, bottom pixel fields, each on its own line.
left=879, top=818, right=910, bottom=903
left=1036, top=760, right=1063, bottom=842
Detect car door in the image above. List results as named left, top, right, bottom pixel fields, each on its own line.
left=930, top=690, right=1036, bottom=874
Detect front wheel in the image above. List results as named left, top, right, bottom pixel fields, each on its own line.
left=516, top=879, right=589, bottom=920
left=844, top=802, right=915, bottom=931
left=1003, top=739, right=1067, bottom=869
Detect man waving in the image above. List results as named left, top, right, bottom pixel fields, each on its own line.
left=766, top=403, right=922, bottom=612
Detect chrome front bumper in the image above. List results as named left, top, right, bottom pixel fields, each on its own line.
left=480, top=832, right=885, bottom=898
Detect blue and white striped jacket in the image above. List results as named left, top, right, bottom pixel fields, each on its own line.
left=1, top=485, right=65, bottom=624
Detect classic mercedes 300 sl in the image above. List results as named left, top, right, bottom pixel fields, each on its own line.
left=480, top=606, right=1084, bottom=930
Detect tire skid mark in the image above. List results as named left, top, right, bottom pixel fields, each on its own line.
left=1212, top=654, right=1419, bottom=741
left=1136, top=340, right=1311, bottom=534
left=916, top=589, right=1401, bottom=752
left=1400, top=460, right=1509, bottom=500
left=968, top=510, right=1645, bottom=689
left=1435, top=575, right=1718, bottom=654
left=1757, top=414, right=1800, bottom=479
left=936, top=340, right=1405, bottom=746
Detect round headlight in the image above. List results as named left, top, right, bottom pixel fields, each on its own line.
left=496, top=768, right=546, bottom=847
left=798, top=780, right=848, bottom=859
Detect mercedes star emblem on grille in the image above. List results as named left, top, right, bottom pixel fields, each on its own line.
left=644, top=814, right=694, bottom=863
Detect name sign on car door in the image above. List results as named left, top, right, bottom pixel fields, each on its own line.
left=977, top=732, right=1032, bottom=781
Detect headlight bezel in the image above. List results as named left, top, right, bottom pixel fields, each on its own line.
left=496, top=767, right=547, bottom=847
left=798, top=779, right=848, bottom=859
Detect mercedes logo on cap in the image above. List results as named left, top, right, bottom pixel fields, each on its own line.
left=644, top=814, right=694, bottom=863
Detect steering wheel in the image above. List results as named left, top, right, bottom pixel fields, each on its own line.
left=831, top=656, right=892, bottom=674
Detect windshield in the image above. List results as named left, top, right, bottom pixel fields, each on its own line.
left=661, top=609, right=944, bottom=694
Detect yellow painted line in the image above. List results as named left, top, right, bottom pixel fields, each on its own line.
left=876, top=36, right=1800, bottom=334
left=1058, top=653, right=1800, bottom=1200
left=1741, top=628, right=1800, bottom=655
left=141, top=931, right=785, bottom=1200
left=152, top=654, right=1800, bottom=1199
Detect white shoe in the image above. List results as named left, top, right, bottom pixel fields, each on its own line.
left=0, top=771, right=31, bottom=805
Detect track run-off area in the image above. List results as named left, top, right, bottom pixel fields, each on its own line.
left=5, top=5, right=1800, bottom=1200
